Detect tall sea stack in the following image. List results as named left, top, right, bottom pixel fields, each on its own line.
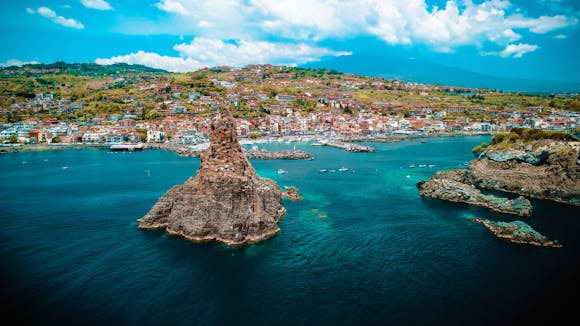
left=138, top=107, right=286, bottom=246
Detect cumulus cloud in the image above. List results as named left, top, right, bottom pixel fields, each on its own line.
left=173, top=38, right=351, bottom=67
left=0, top=59, right=40, bottom=67
left=28, top=6, right=85, bottom=29
left=81, top=0, right=113, bottom=11
left=96, top=51, right=202, bottom=72
left=500, top=43, right=539, bottom=58
left=95, top=38, right=351, bottom=72
left=148, top=0, right=578, bottom=54
left=156, top=0, right=189, bottom=15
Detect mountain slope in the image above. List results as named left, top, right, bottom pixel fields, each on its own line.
left=302, top=53, right=580, bottom=93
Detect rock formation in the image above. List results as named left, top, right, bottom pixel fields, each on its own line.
left=466, top=139, right=580, bottom=205
left=418, top=135, right=579, bottom=212
left=138, top=108, right=286, bottom=246
left=470, top=218, right=562, bottom=248
left=417, top=170, right=532, bottom=216
left=244, top=149, right=312, bottom=160
left=282, top=186, right=302, bottom=201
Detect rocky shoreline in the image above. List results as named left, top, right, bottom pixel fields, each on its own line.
left=470, top=218, right=562, bottom=248
left=418, top=135, right=579, bottom=210
left=417, top=170, right=532, bottom=216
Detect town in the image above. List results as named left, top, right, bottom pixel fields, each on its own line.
left=1, top=62, right=579, bottom=151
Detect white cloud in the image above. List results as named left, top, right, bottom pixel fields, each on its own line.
left=173, top=38, right=351, bottom=67
left=81, top=0, right=113, bottom=11
left=156, top=1, right=189, bottom=15
left=500, top=43, right=539, bottom=58
left=95, top=38, right=351, bottom=72
left=143, top=0, right=578, bottom=53
left=95, top=51, right=202, bottom=72
left=29, top=7, right=85, bottom=29
left=0, top=59, right=40, bottom=67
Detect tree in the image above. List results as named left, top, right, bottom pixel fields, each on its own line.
left=8, top=135, right=19, bottom=144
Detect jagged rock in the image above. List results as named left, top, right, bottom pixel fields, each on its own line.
left=418, top=170, right=532, bottom=216
left=470, top=218, right=562, bottom=248
left=282, top=186, right=302, bottom=201
left=138, top=108, right=286, bottom=246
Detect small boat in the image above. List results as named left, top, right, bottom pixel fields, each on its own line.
left=329, top=169, right=336, bottom=173
left=277, top=169, right=288, bottom=174
left=339, top=167, right=348, bottom=172
left=409, top=164, right=415, bottom=168
left=62, top=166, right=68, bottom=170
left=418, top=164, right=426, bottom=168
left=318, top=169, right=327, bottom=173
left=428, top=164, right=436, bottom=168
left=311, top=142, right=323, bottom=146
left=308, top=157, right=315, bottom=161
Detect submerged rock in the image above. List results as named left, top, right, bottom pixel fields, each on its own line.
left=138, top=108, right=286, bottom=246
left=418, top=170, right=532, bottom=216
left=470, top=218, right=562, bottom=248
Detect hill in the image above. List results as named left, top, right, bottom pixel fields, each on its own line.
left=302, top=53, right=580, bottom=93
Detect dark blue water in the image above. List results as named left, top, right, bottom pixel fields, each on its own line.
left=1, top=136, right=579, bottom=325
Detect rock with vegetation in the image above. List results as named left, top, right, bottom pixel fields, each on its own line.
left=417, top=170, right=532, bottom=216
left=467, top=128, right=580, bottom=205
left=138, top=107, right=286, bottom=246
left=470, top=218, right=562, bottom=248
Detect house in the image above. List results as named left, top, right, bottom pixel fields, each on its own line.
left=29, top=130, right=52, bottom=143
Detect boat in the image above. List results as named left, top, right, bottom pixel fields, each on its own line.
left=318, top=169, right=327, bottom=173
left=277, top=169, right=288, bottom=174
left=339, top=167, right=348, bottom=172
left=428, top=164, right=436, bottom=168
left=418, top=164, right=427, bottom=168
left=110, top=143, right=144, bottom=152
left=311, top=142, right=323, bottom=146
left=409, top=164, right=416, bottom=168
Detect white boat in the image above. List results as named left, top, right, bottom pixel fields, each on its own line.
left=277, top=169, right=288, bottom=174
left=409, top=164, right=416, bottom=168
left=339, top=167, right=348, bottom=172
left=428, top=164, right=436, bottom=168
left=318, top=169, right=327, bottom=173
left=311, top=142, right=323, bottom=146
left=418, top=164, right=427, bottom=168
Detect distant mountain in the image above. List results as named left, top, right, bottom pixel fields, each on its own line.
left=302, top=53, right=580, bottom=93
left=0, top=62, right=167, bottom=77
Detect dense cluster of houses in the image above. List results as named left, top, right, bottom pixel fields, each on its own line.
left=1, top=65, right=578, bottom=145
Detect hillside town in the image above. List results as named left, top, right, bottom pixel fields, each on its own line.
left=1, top=63, right=579, bottom=149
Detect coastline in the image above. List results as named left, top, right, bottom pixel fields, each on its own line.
left=0, top=131, right=492, bottom=155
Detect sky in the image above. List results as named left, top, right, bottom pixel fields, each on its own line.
left=0, top=0, right=579, bottom=82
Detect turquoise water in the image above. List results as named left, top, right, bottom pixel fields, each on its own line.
left=1, top=136, right=579, bottom=325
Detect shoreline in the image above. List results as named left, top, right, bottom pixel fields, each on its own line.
left=0, top=131, right=491, bottom=155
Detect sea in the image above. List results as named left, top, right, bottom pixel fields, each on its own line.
left=1, top=135, right=579, bottom=325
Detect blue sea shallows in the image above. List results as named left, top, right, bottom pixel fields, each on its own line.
left=0, top=136, right=579, bottom=325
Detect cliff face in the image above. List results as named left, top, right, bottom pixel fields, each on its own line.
left=467, top=140, right=580, bottom=205
left=138, top=108, right=285, bottom=246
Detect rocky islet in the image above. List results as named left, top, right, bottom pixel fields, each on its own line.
left=138, top=108, right=286, bottom=246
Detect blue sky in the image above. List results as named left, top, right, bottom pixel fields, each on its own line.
left=1, top=0, right=579, bottom=82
